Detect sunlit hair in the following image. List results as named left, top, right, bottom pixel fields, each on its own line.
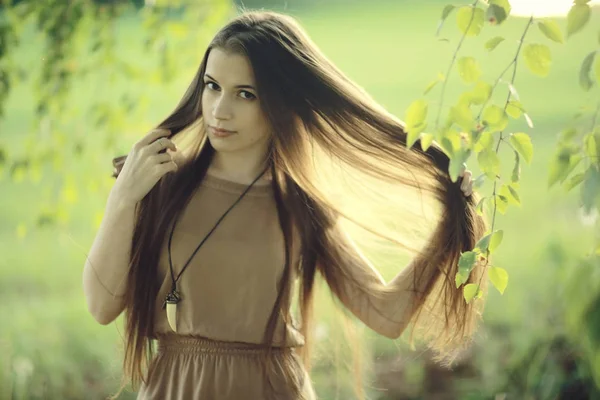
left=108, top=9, right=488, bottom=400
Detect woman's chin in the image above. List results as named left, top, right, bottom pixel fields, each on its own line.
left=207, top=135, right=234, bottom=149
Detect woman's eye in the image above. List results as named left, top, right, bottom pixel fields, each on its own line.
left=240, top=91, right=256, bottom=100
left=204, top=82, right=254, bottom=100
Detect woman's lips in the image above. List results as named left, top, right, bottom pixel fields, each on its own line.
left=209, top=126, right=235, bottom=138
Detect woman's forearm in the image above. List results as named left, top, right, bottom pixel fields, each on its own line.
left=82, top=191, right=137, bottom=325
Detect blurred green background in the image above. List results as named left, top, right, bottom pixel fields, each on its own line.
left=1, top=0, right=600, bottom=399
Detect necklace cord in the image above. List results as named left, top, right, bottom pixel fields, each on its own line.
left=166, top=165, right=271, bottom=293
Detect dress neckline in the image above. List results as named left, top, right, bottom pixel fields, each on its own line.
left=201, top=173, right=273, bottom=196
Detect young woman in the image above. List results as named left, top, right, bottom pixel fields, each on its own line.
left=82, top=9, right=484, bottom=400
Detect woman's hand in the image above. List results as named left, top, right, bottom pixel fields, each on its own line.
left=459, top=166, right=473, bottom=197
left=109, top=128, right=179, bottom=207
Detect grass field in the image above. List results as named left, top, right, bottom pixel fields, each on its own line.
left=1, top=1, right=599, bottom=399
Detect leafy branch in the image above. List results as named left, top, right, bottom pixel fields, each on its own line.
left=402, top=0, right=595, bottom=304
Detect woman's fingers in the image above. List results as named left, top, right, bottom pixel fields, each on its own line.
left=460, top=169, right=473, bottom=196
left=137, top=128, right=171, bottom=148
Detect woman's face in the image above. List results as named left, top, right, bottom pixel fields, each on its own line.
left=201, top=47, right=272, bottom=157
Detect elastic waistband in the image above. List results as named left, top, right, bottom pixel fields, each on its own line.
left=156, top=334, right=290, bottom=356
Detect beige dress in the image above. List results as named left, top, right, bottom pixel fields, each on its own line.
left=135, top=174, right=317, bottom=400
left=88, top=172, right=414, bottom=399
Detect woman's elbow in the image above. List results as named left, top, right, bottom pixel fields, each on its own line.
left=84, top=295, right=125, bottom=326
left=373, top=320, right=407, bottom=340
left=94, top=309, right=120, bottom=325
left=83, top=275, right=125, bottom=325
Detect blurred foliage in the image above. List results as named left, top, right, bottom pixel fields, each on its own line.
left=0, top=0, right=230, bottom=228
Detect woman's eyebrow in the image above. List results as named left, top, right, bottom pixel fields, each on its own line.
left=204, top=74, right=256, bottom=90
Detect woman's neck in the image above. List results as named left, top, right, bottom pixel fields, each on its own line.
left=207, top=152, right=271, bottom=186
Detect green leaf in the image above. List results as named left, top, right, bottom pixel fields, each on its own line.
left=463, top=283, right=482, bottom=303
left=478, top=148, right=500, bottom=180
left=579, top=51, right=597, bottom=91
left=487, top=0, right=511, bottom=25
left=420, top=133, right=434, bottom=151
left=475, top=131, right=493, bottom=153
left=489, top=0, right=511, bottom=16
left=476, top=230, right=503, bottom=253
left=405, top=100, right=428, bottom=148
left=475, top=196, right=487, bottom=216
left=450, top=102, right=475, bottom=131
left=456, top=251, right=478, bottom=287
left=424, top=73, right=444, bottom=95
left=512, top=150, right=521, bottom=183
left=594, top=53, right=600, bottom=86
left=449, top=148, right=471, bottom=183
left=441, top=137, right=455, bottom=157
left=406, top=99, right=428, bottom=127
left=482, top=105, right=508, bottom=132
left=486, top=4, right=507, bottom=25
left=506, top=100, right=524, bottom=119
left=447, top=129, right=464, bottom=151
left=437, top=5, right=457, bottom=35
left=458, top=250, right=477, bottom=270
left=489, top=266, right=509, bottom=295
left=584, top=133, right=598, bottom=159
left=475, top=233, right=492, bottom=253
left=470, top=81, right=492, bottom=105
left=508, top=185, right=521, bottom=205
left=509, top=133, right=533, bottom=164
left=485, top=36, right=505, bottom=51
left=456, top=6, right=485, bottom=37
left=482, top=104, right=504, bottom=125
left=455, top=272, right=466, bottom=288
left=523, top=44, right=552, bottom=77
left=458, top=91, right=474, bottom=107
left=424, top=79, right=440, bottom=95
left=0, top=146, right=6, bottom=166
left=441, top=4, right=456, bottom=21
left=407, top=122, right=427, bottom=149
left=500, top=183, right=521, bottom=206
left=567, top=4, right=591, bottom=37
left=559, top=127, right=579, bottom=143
left=473, top=173, right=486, bottom=189
left=565, top=172, right=585, bottom=192
left=581, top=166, right=600, bottom=213
left=458, top=57, right=481, bottom=84
left=495, top=194, right=509, bottom=214
left=548, top=150, right=582, bottom=189
left=537, top=19, right=564, bottom=44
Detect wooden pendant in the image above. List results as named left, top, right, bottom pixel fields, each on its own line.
left=162, top=289, right=181, bottom=333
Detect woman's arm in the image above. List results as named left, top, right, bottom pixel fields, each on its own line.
left=323, top=171, right=473, bottom=339
left=82, top=192, right=137, bottom=325
left=322, top=226, right=437, bottom=340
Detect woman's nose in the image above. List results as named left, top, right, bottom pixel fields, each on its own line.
left=212, top=95, right=233, bottom=120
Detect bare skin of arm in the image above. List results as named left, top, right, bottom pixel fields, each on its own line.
left=82, top=194, right=136, bottom=325
left=82, top=128, right=179, bottom=325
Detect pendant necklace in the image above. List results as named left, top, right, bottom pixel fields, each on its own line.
left=162, top=165, right=270, bottom=332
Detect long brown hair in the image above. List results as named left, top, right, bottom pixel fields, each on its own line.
left=108, top=9, right=488, bottom=400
